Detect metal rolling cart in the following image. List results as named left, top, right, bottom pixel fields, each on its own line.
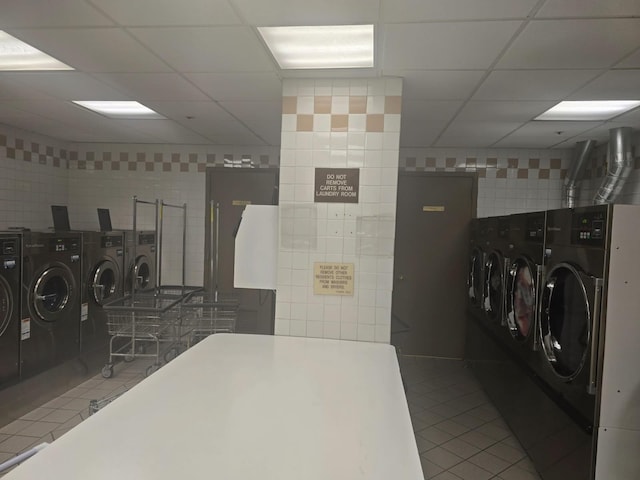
left=179, top=291, right=239, bottom=348
left=102, top=197, right=192, bottom=378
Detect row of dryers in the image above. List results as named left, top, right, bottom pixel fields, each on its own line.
left=0, top=230, right=157, bottom=387
left=467, top=204, right=640, bottom=479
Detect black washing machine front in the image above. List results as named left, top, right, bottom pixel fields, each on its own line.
left=467, top=218, right=487, bottom=320
left=81, top=231, right=124, bottom=354
left=123, top=231, right=156, bottom=295
left=0, top=234, right=21, bottom=387
left=20, top=232, right=81, bottom=379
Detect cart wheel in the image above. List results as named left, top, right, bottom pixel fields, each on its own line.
left=102, top=365, right=114, bottom=379
left=164, top=347, right=181, bottom=363
left=145, top=364, right=160, bottom=377
left=124, top=354, right=134, bottom=363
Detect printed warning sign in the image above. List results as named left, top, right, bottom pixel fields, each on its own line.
left=314, top=168, right=359, bottom=203
left=313, top=262, right=355, bottom=296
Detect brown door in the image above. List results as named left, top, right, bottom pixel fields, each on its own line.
left=392, top=173, right=476, bottom=357
left=205, top=168, right=279, bottom=335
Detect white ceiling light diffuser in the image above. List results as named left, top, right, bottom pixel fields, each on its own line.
left=258, top=25, right=374, bottom=69
left=73, top=101, right=164, bottom=119
left=535, top=100, right=640, bottom=121
left=0, top=31, right=72, bottom=71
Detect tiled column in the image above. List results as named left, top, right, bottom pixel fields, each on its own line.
left=276, top=78, right=402, bottom=343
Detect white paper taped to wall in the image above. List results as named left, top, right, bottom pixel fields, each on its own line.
left=234, top=205, right=278, bottom=290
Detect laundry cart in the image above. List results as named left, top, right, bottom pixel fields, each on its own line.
left=179, top=291, right=239, bottom=348
left=102, top=290, right=187, bottom=378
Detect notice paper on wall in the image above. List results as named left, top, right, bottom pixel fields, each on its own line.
left=234, top=205, right=278, bottom=290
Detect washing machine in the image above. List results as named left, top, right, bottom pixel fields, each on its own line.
left=504, top=211, right=546, bottom=365
left=20, top=232, right=81, bottom=379
left=123, top=230, right=157, bottom=294
left=80, top=231, right=124, bottom=355
left=0, top=234, right=21, bottom=387
left=482, top=216, right=512, bottom=330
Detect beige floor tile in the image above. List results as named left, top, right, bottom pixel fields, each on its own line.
left=0, top=435, right=38, bottom=454
left=15, top=422, right=58, bottom=438
left=19, top=408, right=56, bottom=422
left=0, top=421, right=30, bottom=436
left=39, top=409, right=80, bottom=424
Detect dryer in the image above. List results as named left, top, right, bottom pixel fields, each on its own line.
left=482, top=216, right=511, bottom=330
left=123, top=230, right=157, bottom=294
left=504, top=211, right=546, bottom=364
left=20, top=232, right=81, bottom=379
left=0, top=234, right=21, bottom=387
left=80, top=231, right=124, bottom=355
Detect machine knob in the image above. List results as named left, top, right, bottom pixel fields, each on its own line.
left=3, top=260, right=16, bottom=269
left=71, top=255, right=80, bottom=263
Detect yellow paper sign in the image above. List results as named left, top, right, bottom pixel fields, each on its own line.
left=313, top=263, right=354, bottom=296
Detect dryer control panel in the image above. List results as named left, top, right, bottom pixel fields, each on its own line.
left=525, top=214, right=545, bottom=244
left=138, top=233, right=156, bottom=245
left=101, top=235, right=123, bottom=248
left=572, top=210, right=607, bottom=247
left=49, top=237, right=80, bottom=253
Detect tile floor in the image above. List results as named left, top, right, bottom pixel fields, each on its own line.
left=400, top=355, right=541, bottom=480
left=0, top=353, right=541, bottom=479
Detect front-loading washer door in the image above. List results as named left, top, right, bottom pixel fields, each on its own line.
left=540, top=263, right=595, bottom=381
left=133, top=255, right=154, bottom=291
left=507, top=256, right=538, bottom=342
left=468, top=247, right=484, bottom=306
left=91, top=260, right=120, bottom=306
left=31, top=265, right=76, bottom=323
left=0, top=276, right=13, bottom=336
left=483, top=251, right=505, bottom=324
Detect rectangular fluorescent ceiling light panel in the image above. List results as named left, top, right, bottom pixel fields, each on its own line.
left=258, top=25, right=374, bottom=69
left=73, top=101, right=164, bottom=119
left=535, top=100, right=640, bottom=121
left=0, top=31, right=72, bottom=70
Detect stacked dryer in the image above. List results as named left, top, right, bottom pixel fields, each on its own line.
left=123, top=230, right=157, bottom=294
left=80, top=231, right=124, bottom=355
left=504, top=211, right=546, bottom=366
left=20, top=232, right=82, bottom=379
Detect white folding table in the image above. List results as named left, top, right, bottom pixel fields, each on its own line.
left=6, top=334, right=423, bottom=479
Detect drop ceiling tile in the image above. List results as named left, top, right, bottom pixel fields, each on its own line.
left=94, top=73, right=210, bottom=101
left=383, top=21, right=522, bottom=70
left=401, top=100, right=463, bottom=123
left=219, top=100, right=282, bottom=145
left=117, top=119, right=213, bottom=144
left=185, top=73, right=282, bottom=101
left=609, top=106, right=640, bottom=123
left=11, top=28, right=172, bottom=73
left=473, top=70, right=601, bottom=101
left=554, top=123, right=632, bottom=148
left=0, top=72, right=129, bottom=101
left=381, top=0, right=538, bottom=22
left=493, top=121, right=603, bottom=148
left=399, top=122, right=445, bottom=147
left=536, top=0, right=640, bottom=18
left=230, top=0, right=378, bottom=26
left=129, top=27, right=274, bottom=73
left=569, top=70, right=640, bottom=100
left=497, top=19, right=640, bottom=69
left=385, top=70, right=484, bottom=100
left=90, top=0, right=241, bottom=26
left=436, top=121, right=523, bottom=147
left=0, top=0, right=112, bottom=27
left=616, top=48, right=640, bottom=68
left=0, top=77, right=55, bottom=101
left=456, top=101, right=556, bottom=122
left=145, top=101, right=253, bottom=135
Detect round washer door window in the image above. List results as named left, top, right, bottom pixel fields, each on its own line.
left=32, top=266, right=74, bottom=322
left=92, top=260, right=120, bottom=305
left=468, top=248, right=484, bottom=304
left=134, top=255, right=153, bottom=291
left=540, top=263, right=591, bottom=380
left=484, top=251, right=504, bottom=323
left=508, top=257, right=536, bottom=341
left=0, top=276, right=13, bottom=336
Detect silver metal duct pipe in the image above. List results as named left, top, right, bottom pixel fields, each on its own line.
left=594, top=127, right=634, bottom=205
left=562, top=140, right=597, bottom=208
